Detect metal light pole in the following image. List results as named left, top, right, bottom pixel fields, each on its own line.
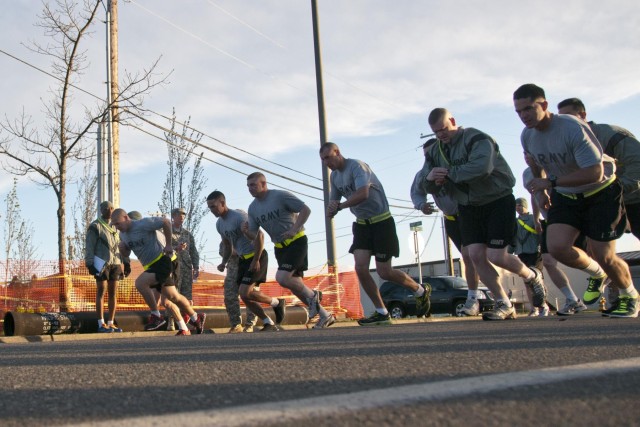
left=311, top=1, right=337, bottom=271
left=410, top=221, right=423, bottom=284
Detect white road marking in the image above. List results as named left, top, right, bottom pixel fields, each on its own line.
left=70, top=357, right=640, bottom=427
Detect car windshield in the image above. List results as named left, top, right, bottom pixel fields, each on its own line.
left=450, top=277, right=469, bottom=289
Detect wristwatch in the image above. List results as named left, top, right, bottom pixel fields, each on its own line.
left=548, top=174, right=558, bottom=188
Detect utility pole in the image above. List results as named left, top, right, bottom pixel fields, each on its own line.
left=108, top=0, right=120, bottom=207
left=311, top=1, right=337, bottom=273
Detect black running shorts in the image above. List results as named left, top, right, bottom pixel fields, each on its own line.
left=274, top=235, right=308, bottom=277
left=458, top=194, right=516, bottom=249
left=237, top=251, right=268, bottom=286
left=146, top=255, right=178, bottom=291
left=548, top=180, right=626, bottom=242
left=349, top=216, right=400, bottom=262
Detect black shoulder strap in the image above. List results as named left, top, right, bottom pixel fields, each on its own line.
left=465, top=131, right=499, bottom=155
left=604, top=132, right=628, bottom=157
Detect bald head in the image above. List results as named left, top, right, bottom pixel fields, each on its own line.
left=110, top=208, right=131, bottom=232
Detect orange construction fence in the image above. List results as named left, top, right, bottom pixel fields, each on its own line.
left=0, top=260, right=364, bottom=333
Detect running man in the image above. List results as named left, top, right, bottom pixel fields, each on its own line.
left=243, top=172, right=335, bottom=329
left=514, top=83, right=638, bottom=318
left=321, top=142, right=431, bottom=326
left=111, top=208, right=207, bottom=334
left=421, top=108, right=546, bottom=321
left=411, top=138, right=481, bottom=316
left=513, top=197, right=549, bottom=316
left=207, top=190, right=286, bottom=332
left=522, top=168, right=588, bottom=316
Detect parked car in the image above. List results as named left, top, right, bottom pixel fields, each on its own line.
left=380, top=275, right=494, bottom=318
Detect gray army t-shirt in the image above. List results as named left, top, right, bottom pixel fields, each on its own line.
left=247, top=189, right=306, bottom=243
left=216, top=209, right=254, bottom=256
left=119, top=216, right=167, bottom=266
left=329, top=158, right=389, bottom=219
left=521, top=114, right=615, bottom=194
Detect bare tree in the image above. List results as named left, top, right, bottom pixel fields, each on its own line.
left=158, top=109, right=208, bottom=252
left=2, top=178, right=39, bottom=283
left=0, top=0, right=167, bottom=282
left=69, top=151, right=97, bottom=262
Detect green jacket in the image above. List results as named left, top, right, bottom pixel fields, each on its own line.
left=85, top=218, right=122, bottom=269
left=422, top=127, right=515, bottom=206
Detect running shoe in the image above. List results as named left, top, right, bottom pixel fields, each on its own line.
left=525, top=267, right=547, bottom=307
left=227, top=324, right=243, bottom=334
left=144, top=314, right=167, bottom=331
left=460, top=298, right=480, bottom=316
left=176, top=329, right=191, bottom=336
left=557, top=299, right=588, bottom=316
left=583, top=274, right=607, bottom=305
left=97, top=325, right=113, bottom=333
left=527, top=308, right=539, bottom=317
left=415, top=283, right=432, bottom=317
left=482, top=301, right=516, bottom=321
left=109, top=325, right=123, bottom=333
left=273, top=298, right=287, bottom=325
left=307, top=290, right=320, bottom=319
left=607, top=296, right=639, bottom=318
left=357, top=312, right=392, bottom=326
left=258, top=323, right=279, bottom=332
left=538, top=305, right=550, bottom=317
left=602, top=298, right=620, bottom=316
left=313, top=314, right=336, bottom=329
left=243, top=324, right=254, bottom=333
left=189, top=313, right=207, bottom=334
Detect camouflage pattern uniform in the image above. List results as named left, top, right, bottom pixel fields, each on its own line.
left=171, top=226, right=199, bottom=301
left=221, top=250, right=257, bottom=328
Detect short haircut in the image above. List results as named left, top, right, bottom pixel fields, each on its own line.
left=513, top=83, right=546, bottom=101
left=319, top=141, right=338, bottom=154
left=111, top=208, right=127, bottom=221
left=246, top=171, right=265, bottom=181
left=206, top=190, right=225, bottom=201
left=557, top=97, right=586, bottom=112
left=422, top=138, right=437, bottom=149
left=428, top=108, right=448, bottom=125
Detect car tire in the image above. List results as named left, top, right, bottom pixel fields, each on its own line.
left=453, top=299, right=466, bottom=317
left=388, top=302, right=406, bottom=319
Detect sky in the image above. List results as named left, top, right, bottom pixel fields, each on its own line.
left=1, top=0, right=640, bottom=277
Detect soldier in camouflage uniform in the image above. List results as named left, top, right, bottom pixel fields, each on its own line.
left=171, top=208, right=200, bottom=303
left=219, top=241, right=257, bottom=333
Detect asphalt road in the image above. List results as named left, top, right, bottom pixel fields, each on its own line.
left=1, top=313, right=639, bottom=426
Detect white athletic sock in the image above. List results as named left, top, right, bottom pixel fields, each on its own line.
left=98, top=319, right=105, bottom=327
left=263, top=317, right=274, bottom=325
left=177, top=320, right=188, bottom=330
left=414, top=285, right=425, bottom=297
left=376, top=307, right=389, bottom=315
left=498, top=298, right=512, bottom=308
left=270, top=298, right=279, bottom=307
left=107, top=320, right=114, bottom=327
left=582, top=259, right=605, bottom=278
left=620, top=286, right=639, bottom=298
left=151, top=310, right=161, bottom=317
left=560, top=286, right=578, bottom=302
left=190, top=313, right=198, bottom=322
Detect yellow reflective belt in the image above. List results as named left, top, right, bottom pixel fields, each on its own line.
left=274, top=230, right=305, bottom=248
left=558, top=175, right=616, bottom=200
left=355, top=211, right=392, bottom=225
left=444, top=215, right=457, bottom=221
left=143, top=252, right=177, bottom=271
left=517, top=219, right=538, bottom=235
left=241, top=252, right=255, bottom=260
